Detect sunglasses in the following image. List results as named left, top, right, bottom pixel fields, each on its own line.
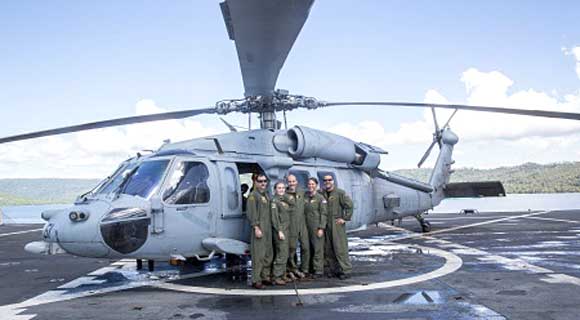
left=323, top=179, right=333, bottom=182
left=257, top=179, right=268, bottom=183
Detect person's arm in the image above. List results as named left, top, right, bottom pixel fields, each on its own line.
left=339, top=190, right=354, bottom=221
left=247, top=193, right=260, bottom=227
left=319, top=195, right=328, bottom=229
left=271, top=200, right=280, bottom=232
left=284, top=193, right=296, bottom=208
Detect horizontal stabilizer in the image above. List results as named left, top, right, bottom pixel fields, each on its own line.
left=444, top=181, right=506, bottom=198
left=202, top=237, right=249, bottom=255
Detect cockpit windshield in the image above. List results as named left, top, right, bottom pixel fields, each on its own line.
left=120, top=160, right=170, bottom=199
left=94, top=161, right=139, bottom=195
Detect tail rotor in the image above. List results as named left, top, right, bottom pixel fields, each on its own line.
left=417, top=108, right=458, bottom=168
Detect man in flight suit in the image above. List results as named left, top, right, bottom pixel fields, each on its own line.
left=247, top=174, right=274, bottom=289
left=285, top=174, right=310, bottom=279
left=321, top=174, right=353, bottom=280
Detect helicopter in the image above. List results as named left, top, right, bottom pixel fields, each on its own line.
left=11, top=0, right=580, bottom=269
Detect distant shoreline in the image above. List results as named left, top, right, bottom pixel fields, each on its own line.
left=1, top=161, right=580, bottom=206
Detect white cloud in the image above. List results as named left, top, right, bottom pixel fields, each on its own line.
left=0, top=100, right=221, bottom=178
left=563, top=46, right=580, bottom=79
left=330, top=64, right=580, bottom=169
left=331, top=68, right=580, bottom=146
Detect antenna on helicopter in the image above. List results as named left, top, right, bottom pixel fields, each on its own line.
left=220, top=117, right=249, bottom=132
left=220, top=118, right=238, bottom=132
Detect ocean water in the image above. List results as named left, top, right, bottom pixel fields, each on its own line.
left=432, top=193, right=580, bottom=213
left=1, top=193, right=580, bottom=225
left=0, top=204, right=69, bottom=224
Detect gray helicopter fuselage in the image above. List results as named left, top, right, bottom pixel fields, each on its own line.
left=28, top=126, right=457, bottom=260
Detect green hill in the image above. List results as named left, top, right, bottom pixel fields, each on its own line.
left=0, top=179, right=100, bottom=206
left=394, top=162, right=580, bottom=194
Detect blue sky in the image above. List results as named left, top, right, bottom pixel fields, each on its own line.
left=1, top=1, right=580, bottom=178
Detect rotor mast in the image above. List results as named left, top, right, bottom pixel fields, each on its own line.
left=260, top=111, right=277, bottom=130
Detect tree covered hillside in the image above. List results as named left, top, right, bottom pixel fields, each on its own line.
left=0, top=179, right=100, bottom=206
left=394, top=162, right=580, bottom=194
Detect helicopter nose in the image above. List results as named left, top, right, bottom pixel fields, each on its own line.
left=40, top=208, right=67, bottom=242
left=24, top=211, right=66, bottom=255
left=37, top=204, right=112, bottom=257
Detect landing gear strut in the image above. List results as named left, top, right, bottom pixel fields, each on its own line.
left=225, top=254, right=249, bottom=282
left=415, top=214, right=432, bottom=233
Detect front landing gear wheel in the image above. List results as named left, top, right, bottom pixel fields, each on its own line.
left=421, top=221, right=432, bottom=233
left=226, top=254, right=249, bottom=281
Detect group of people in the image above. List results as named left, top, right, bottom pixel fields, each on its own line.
left=245, top=173, right=353, bottom=289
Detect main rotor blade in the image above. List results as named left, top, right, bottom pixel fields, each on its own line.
left=418, top=140, right=437, bottom=168
left=220, top=0, right=314, bottom=97
left=0, top=107, right=216, bottom=145
left=324, top=102, right=580, bottom=121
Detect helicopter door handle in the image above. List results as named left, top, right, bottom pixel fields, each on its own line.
left=176, top=206, right=189, bottom=211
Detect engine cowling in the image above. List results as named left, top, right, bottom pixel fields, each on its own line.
left=273, top=126, right=384, bottom=170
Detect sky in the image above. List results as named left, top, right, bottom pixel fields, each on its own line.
left=0, top=1, right=580, bottom=178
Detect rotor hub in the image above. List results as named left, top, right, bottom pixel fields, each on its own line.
left=215, top=90, right=322, bottom=115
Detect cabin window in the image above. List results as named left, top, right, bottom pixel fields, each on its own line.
left=288, top=169, right=310, bottom=189
left=317, top=171, right=338, bottom=187
left=163, top=161, right=210, bottom=204
left=224, top=167, right=239, bottom=210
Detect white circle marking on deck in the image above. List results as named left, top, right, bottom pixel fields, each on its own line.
left=152, top=244, right=463, bottom=296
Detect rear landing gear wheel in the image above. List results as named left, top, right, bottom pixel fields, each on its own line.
left=420, top=221, right=432, bottom=233
left=415, top=213, right=432, bottom=233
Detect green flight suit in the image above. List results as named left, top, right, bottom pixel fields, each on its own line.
left=322, top=188, right=353, bottom=275
left=247, top=190, right=274, bottom=283
left=304, top=191, right=328, bottom=274
left=285, top=189, right=310, bottom=273
left=271, top=195, right=291, bottom=279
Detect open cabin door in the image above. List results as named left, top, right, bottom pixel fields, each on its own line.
left=214, top=161, right=264, bottom=242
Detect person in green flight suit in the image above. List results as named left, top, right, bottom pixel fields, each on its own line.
left=304, top=177, right=327, bottom=278
left=321, top=174, right=354, bottom=280
left=271, top=181, right=292, bottom=285
left=285, top=174, right=310, bottom=279
left=246, top=174, right=274, bottom=289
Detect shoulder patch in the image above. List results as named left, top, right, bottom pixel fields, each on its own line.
left=248, top=195, right=255, bottom=201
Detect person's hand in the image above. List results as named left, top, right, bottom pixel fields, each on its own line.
left=254, top=226, right=263, bottom=239
left=278, top=231, right=285, bottom=241
left=336, top=218, right=346, bottom=225
left=316, top=228, right=324, bottom=238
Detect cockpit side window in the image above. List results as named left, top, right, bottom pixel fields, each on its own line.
left=163, top=161, right=210, bottom=205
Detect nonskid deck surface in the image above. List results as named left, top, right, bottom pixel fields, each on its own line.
left=1, top=209, right=580, bottom=320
